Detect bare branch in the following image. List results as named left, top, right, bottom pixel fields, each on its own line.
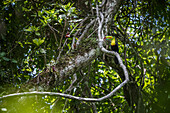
left=70, top=17, right=88, bottom=35
left=70, top=17, right=88, bottom=50
left=0, top=76, right=128, bottom=102
left=58, top=16, right=68, bottom=50
left=47, top=23, right=59, bottom=43
left=57, top=38, right=68, bottom=61
left=65, top=74, right=77, bottom=92
left=87, top=28, right=98, bottom=39
left=76, top=19, right=96, bottom=47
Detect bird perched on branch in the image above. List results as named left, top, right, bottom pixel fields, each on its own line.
left=65, top=32, right=76, bottom=49
left=104, top=36, right=119, bottom=64
left=65, top=32, right=71, bottom=38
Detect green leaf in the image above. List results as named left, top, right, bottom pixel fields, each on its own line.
left=85, top=1, right=88, bottom=5
left=24, top=28, right=32, bottom=32
left=1, top=34, right=6, bottom=41
left=35, top=32, right=40, bottom=36
left=11, top=59, right=18, bottom=63
left=0, top=52, right=6, bottom=57
left=2, top=57, right=10, bottom=61
left=33, top=38, right=39, bottom=46
left=18, top=41, right=24, bottom=48
left=40, top=48, right=46, bottom=54
left=24, top=41, right=32, bottom=44
left=33, top=38, right=45, bottom=46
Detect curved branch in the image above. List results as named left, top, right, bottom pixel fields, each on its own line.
left=0, top=85, right=119, bottom=102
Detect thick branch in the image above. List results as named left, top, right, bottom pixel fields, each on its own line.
left=57, top=48, right=100, bottom=80
left=0, top=0, right=129, bottom=103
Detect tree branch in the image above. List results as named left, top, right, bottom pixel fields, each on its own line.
left=0, top=0, right=129, bottom=103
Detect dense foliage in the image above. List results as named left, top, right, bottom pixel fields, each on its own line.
left=0, top=0, right=170, bottom=113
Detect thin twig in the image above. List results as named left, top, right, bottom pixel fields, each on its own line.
left=57, top=38, right=68, bottom=61
left=58, top=16, right=68, bottom=50
left=65, top=74, right=77, bottom=93
left=76, top=19, right=96, bottom=47
left=47, top=23, right=58, bottom=43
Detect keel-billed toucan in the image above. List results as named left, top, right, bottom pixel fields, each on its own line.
left=104, top=36, right=119, bottom=64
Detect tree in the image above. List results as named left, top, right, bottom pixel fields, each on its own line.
left=0, top=0, right=170, bottom=113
